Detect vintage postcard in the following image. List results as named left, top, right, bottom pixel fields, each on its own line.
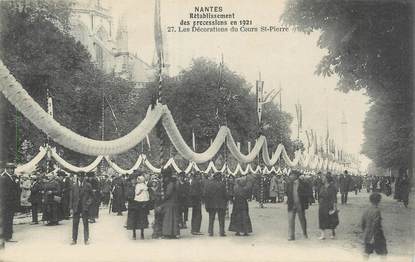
left=0, top=0, right=413, bottom=261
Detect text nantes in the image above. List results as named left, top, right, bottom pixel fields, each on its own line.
left=194, top=6, right=223, bottom=12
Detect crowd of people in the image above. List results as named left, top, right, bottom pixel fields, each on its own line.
left=0, top=162, right=411, bottom=258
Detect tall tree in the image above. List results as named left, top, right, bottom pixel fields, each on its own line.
left=159, top=57, right=295, bottom=165
left=282, top=0, right=413, bottom=170
left=0, top=1, right=137, bottom=165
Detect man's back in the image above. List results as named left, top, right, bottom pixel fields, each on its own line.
left=204, top=179, right=227, bottom=209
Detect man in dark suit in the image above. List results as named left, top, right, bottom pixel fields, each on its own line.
left=203, top=172, right=228, bottom=237
left=339, top=170, right=351, bottom=204
left=58, top=171, right=71, bottom=220
left=0, top=163, right=19, bottom=243
left=189, top=172, right=203, bottom=235
left=286, top=170, right=311, bottom=241
left=29, top=173, right=43, bottom=224
left=178, top=172, right=191, bottom=229
left=71, top=172, right=93, bottom=245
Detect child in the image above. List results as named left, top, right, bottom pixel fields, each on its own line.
left=361, top=192, right=387, bottom=259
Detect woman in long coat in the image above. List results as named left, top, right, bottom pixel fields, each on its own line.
left=318, top=173, right=338, bottom=239
left=160, top=168, right=180, bottom=239
left=111, top=175, right=127, bottom=215
left=269, top=174, right=278, bottom=203
left=229, top=176, right=253, bottom=236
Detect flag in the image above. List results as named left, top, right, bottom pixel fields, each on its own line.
left=47, top=96, right=53, bottom=117
left=146, top=135, right=151, bottom=150
left=192, top=129, right=196, bottom=151
left=105, top=96, right=120, bottom=135
left=256, top=80, right=264, bottom=124
left=295, top=103, right=302, bottom=130
left=248, top=141, right=251, bottom=153
left=313, top=130, right=318, bottom=155
left=325, top=126, right=330, bottom=155
left=263, top=88, right=281, bottom=105
left=237, top=142, right=241, bottom=151
left=305, top=130, right=311, bottom=150
left=299, top=104, right=302, bottom=129
left=263, top=89, right=276, bottom=103
left=154, top=0, right=164, bottom=67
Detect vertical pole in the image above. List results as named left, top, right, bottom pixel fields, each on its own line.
left=15, top=108, right=19, bottom=164
left=258, top=72, right=264, bottom=208
left=99, top=83, right=105, bottom=176
left=101, top=85, right=105, bottom=142
left=45, top=87, right=50, bottom=173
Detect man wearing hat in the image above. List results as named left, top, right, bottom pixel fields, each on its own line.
left=178, top=172, right=191, bottom=229
left=189, top=172, right=203, bottom=235
left=286, top=170, right=310, bottom=241
left=203, top=172, right=228, bottom=237
left=71, top=172, right=93, bottom=245
left=1, top=162, right=19, bottom=243
left=29, top=172, right=43, bottom=224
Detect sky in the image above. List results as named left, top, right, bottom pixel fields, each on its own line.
left=107, top=0, right=371, bottom=170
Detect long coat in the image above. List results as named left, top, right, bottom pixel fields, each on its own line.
left=189, top=178, right=203, bottom=207
left=318, top=183, right=338, bottom=229
left=339, top=175, right=351, bottom=193
left=60, top=177, right=72, bottom=218
left=0, top=173, right=20, bottom=240
left=111, top=177, right=127, bottom=213
left=71, top=180, right=93, bottom=214
left=161, top=180, right=180, bottom=236
left=229, top=181, right=252, bottom=233
left=29, top=180, right=43, bottom=206
left=88, top=177, right=101, bottom=218
left=178, top=180, right=192, bottom=208
left=203, top=179, right=228, bottom=210
left=0, top=173, right=19, bottom=210
left=43, top=178, right=61, bottom=222
left=269, top=176, right=278, bottom=198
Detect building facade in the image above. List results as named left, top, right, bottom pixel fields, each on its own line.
left=69, top=0, right=155, bottom=88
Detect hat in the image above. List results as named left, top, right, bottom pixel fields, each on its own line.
left=161, top=167, right=174, bottom=178
left=57, top=170, right=66, bottom=177
left=213, top=172, right=222, bottom=179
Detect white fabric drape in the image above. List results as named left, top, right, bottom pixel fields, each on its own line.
left=15, top=147, right=48, bottom=174
left=1, top=60, right=345, bottom=174
left=52, top=148, right=103, bottom=173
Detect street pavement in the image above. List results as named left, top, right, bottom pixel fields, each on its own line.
left=1, top=192, right=413, bottom=262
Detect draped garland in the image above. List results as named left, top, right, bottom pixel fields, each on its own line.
left=0, top=60, right=350, bottom=175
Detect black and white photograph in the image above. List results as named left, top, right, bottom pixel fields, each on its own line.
left=0, top=0, right=413, bottom=261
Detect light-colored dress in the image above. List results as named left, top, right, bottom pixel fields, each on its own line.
left=20, top=179, right=32, bottom=207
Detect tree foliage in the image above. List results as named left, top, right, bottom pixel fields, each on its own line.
left=282, top=0, right=413, bottom=170
left=160, top=58, right=295, bottom=164
left=0, top=1, right=137, bottom=165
